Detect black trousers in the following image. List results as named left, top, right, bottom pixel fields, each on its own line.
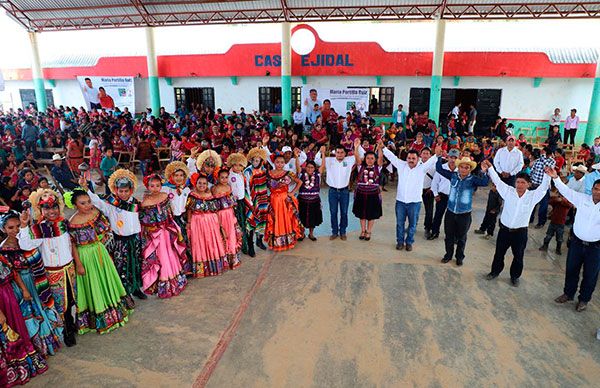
left=443, top=211, right=472, bottom=261
left=564, top=237, right=600, bottom=302
left=431, top=193, right=448, bottom=235
left=491, top=225, right=528, bottom=279
left=563, top=128, right=577, bottom=145
left=479, top=211, right=498, bottom=236
left=422, top=189, right=434, bottom=232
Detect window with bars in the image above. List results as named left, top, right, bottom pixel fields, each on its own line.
left=19, top=89, right=54, bottom=110
left=377, top=87, right=394, bottom=115
left=174, top=87, right=215, bottom=112
left=258, top=87, right=301, bottom=113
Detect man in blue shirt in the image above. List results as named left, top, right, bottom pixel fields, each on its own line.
left=584, top=162, right=600, bottom=194
left=21, top=118, right=39, bottom=157
left=435, top=156, right=490, bottom=266
left=391, top=104, right=406, bottom=127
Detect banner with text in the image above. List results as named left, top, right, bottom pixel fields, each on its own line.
left=77, top=76, right=135, bottom=111
left=300, top=87, right=369, bottom=116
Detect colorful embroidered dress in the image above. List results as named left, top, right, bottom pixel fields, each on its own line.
left=352, top=165, right=383, bottom=220
left=186, top=193, right=227, bottom=277
left=68, top=212, right=131, bottom=334
left=0, top=241, right=63, bottom=357
left=0, top=255, right=48, bottom=387
left=243, top=165, right=269, bottom=235
left=297, top=171, right=323, bottom=229
left=214, top=191, right=242, bottom=269
left=265, top=171, right=304, bottom=251
left=139, top=197, right=187, bottom=298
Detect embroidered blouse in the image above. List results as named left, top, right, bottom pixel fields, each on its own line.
left=68, top=211, right=112, bottom=246
left=18, top=219, right=74, bottom=268
left=213, top=191, right=237, bottom=210
left=187, top=193, right=219, bottom=214
left=139, top=197, right=175, bottom=227
left=298, top=172, right=321, bottom=202
left=356, top=165, right=381, bottom=194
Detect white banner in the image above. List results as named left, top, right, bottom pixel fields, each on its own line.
left=300, top=86, right=369, bottom=116
left=77, top=76, right=134, bottom=111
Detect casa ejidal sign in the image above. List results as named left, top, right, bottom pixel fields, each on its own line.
left=254, top=54, right=354, bottom=67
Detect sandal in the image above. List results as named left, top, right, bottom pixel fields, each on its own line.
left=359, top=231, right=366, bottom=240
left=308, top=235, right=317, bottom=241
left=365, top=232, right=371, bottom=241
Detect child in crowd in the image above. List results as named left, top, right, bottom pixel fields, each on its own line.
left=539, top=191, right=572, bottom=255
left=475, top=184, right=501, bottom=239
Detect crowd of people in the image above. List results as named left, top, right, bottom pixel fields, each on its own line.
left=0, top=99, right=599, bottom=386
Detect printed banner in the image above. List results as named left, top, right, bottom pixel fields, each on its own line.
left=300, top=86, right=369, bottom=116
left=77, top=76, right=134, bottom=111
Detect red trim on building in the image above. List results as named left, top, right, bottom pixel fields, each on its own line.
left=2, top=25, right=596, bottom=81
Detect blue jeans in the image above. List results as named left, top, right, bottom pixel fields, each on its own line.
left=328, top=188, right=349, bottom=236
left=395, top=201, right=421, bottom=245
left=564, top=237, right=600, bottom=302
left=536, top=190, right=550, bottom=226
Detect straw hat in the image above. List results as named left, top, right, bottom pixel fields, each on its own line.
left=108, top=168, right=138, bottom=194
left=196, top=149, right=222, bottom=170
left=165, top=161, right=190, bottom=181
left=456, top=157, right=477, bottom=170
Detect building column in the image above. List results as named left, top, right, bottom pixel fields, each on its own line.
left=28, top=32, right=47, bottom=112
left=584, top=60, right=600, bottom=145
left=281, top=22, right=292, bottom=124
left=429, top=17, right=446, bottom=124
left=145, top=27, right=161, bottom=116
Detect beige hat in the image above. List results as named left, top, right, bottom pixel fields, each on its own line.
left=456, top=157, right=477, bottom=170
left=51, top=153, right=64, bottom=161
left=572, top=165, right=588, bottom=173
left=592, top=162, right=600, bottom=170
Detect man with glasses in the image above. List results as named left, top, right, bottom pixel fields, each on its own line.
left=493, top=135, right=524, bottom=186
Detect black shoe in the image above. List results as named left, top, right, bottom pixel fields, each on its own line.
left=133, top=289, right=148, bottom=300
left=539, top=244, right=548, bottom=251
left=247, top=232, right=256, bottom=257
left=396, top=244, right=405, bottom=251
left=456, top=259, right=463, bottom=266
left=555, top=243, right=562, bottom=255
left=424, top=230, right=431, bottom=239
left=510, top=278, right=520, bottom=287
left=256, top=238, right=267, bottom=251
left=441, top=257, right=452, bottom=263
left=64, top=332, right=77, bottom=347
left=427, top=233, right=439, bottom=240
left=474, top=229, right=485, bottom=235
left=534, top=224, right=544, bottom=229
left=486, top=272, right=499, bottom=280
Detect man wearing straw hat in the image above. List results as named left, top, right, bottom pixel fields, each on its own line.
left=435, top=156, right=490, bottom=266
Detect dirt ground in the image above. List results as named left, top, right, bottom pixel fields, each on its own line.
left=28, top=186, right=600, bottom=387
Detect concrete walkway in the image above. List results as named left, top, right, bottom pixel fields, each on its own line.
left=29, top=188, right=600, bottom=387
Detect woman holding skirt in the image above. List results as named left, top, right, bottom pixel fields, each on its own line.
left=0, top=212, right=63, bottom=356
left=0, top=253, right=48, bottom=386
left=186, top=173, right=227, bottom=277
left=212, top=169, right=243, bottom=269
left=295, top=153, right=324, bottom=241
left=352, top=140, right=384, bottom=241
left=139, top=174, right=187, bottom=298
left=66, top=189, right=132, bottom=334
left=265, top=154, right=304, bottom=251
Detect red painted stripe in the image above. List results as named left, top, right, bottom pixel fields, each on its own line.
left=193, top=254, right=274, bottom=388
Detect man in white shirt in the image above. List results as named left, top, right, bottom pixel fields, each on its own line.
left=421, top=148, right=436, bottom=239
left=315, top=139, right=361, bottom=240
left=303, top=88, right=321, bottom=116
left=484, top=161, right=551, bottom=286
left=567, top=165, right=587, bottom=193
left=493, top=135, right=524, bottom=186
left=292, top=106, right=305, bottom=137
left=451, top=103, right=461, bottom=119
left=429, top=149, right=459, bottom=240
left=82, top=77, right=101, bottom=110
left=547, top=166, right=600, bottom=312
left=380, top=139, right=441, bottom=251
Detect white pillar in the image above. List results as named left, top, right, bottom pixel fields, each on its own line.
left=145, top=27, right=161, bottom=116
left=28, top=31, right=47, bottom=112
left=281, top=22, right=292, bottom=124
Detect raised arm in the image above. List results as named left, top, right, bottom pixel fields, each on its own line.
left=261, top=145, right=275, bottom=168
left=485, top=161, right=512, bottom=200
left=314, top=146, right=325, bottom=168
left=79, top=176, right=110, bottom=214
left=435, top=158, right=453, bottom=180
left=17, top=211, right=42, bottom=250
left=529, top=173, right=551, bottom=204
left=545, top=167, right=586, bottom=208
left=376, top=142, right=384, bottom=167
left=353, top=138, right=362, bottom=167
left=381, top=142, right=406, bottom=170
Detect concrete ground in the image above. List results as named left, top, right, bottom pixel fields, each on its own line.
left=29, top=186, right=599, bottom=387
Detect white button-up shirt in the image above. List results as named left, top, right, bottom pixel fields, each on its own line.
left=567, top=175, right=586, bottom=193
left=18, top=228, right=73, bottom=267
left=383, top=147, right=438, bottom=203
left=493, top=146, right=524, bottom=177
left=488, top=167, right=550, bottom=228
left=423, top=161, right=436, bottom=189
left=187, top=157, right=198, bottom=174
left=88, top=190, right=141, bottom=236
left=161, top=186, right=191, bottom=216
left=293, top=111, right=305, bottom=125
left=564, top=115, right=580, bottom=130
left=431, top=163, right=454, bottom=196
left=228, top=171, right=246, bottom=201
left=314, top=154, right=355, bottom=189
left=553, top=177, right=600, bottom=242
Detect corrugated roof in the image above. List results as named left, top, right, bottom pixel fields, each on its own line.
left=2, top=0, right=599, bottom=32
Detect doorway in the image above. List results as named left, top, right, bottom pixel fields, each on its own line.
left=174, top=87, right=215, bottom=112
left=409, top=87, right=501, bottom=135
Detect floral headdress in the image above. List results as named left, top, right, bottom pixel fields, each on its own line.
left=29, top=188, right=64, bottom=220
left=196, top=149, right=222, bottom=171
left=108, top=168, right=138, bottom=194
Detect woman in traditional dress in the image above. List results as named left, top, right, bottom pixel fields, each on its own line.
left=139, top=174, right=187, bottom=298
left=162, top=161, right=192, bottom=275
left=186, top=173, right=227, bottom=276
left=295, top=150, right=324, bottom=241
left=66, top=131, right=84, bottom=173
left=352, top=140, right=384, bottom=241
left=66, top=189, right=131, bottom=334
left=243, top=147, right=269, bottom=252
left=227, top=153, right=251, bottom=256
left=0, top=212, right=63, bottom=356
left=195, top=149, right=221, bottom=187
left=0, top=253, right=48, bottom=386
left=212, top=169, right=243, bottom=269
left=265, top=154, right=304, bottom=251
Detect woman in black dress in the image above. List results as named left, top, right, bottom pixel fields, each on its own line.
left=295, top=149, right=324, bottom=241
left=352, top=140, right=383, bottom=241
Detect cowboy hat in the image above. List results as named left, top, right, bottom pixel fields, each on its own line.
left=456, top=157, right=477, bottom=170
left=592, top=162, right=600, bottom=170
left=51, top=153, right=64, bottom=161
left=572, top=165, right=588, bottom=173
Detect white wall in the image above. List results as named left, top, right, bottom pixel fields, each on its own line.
left=2, top=76, right=595, bottom=122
